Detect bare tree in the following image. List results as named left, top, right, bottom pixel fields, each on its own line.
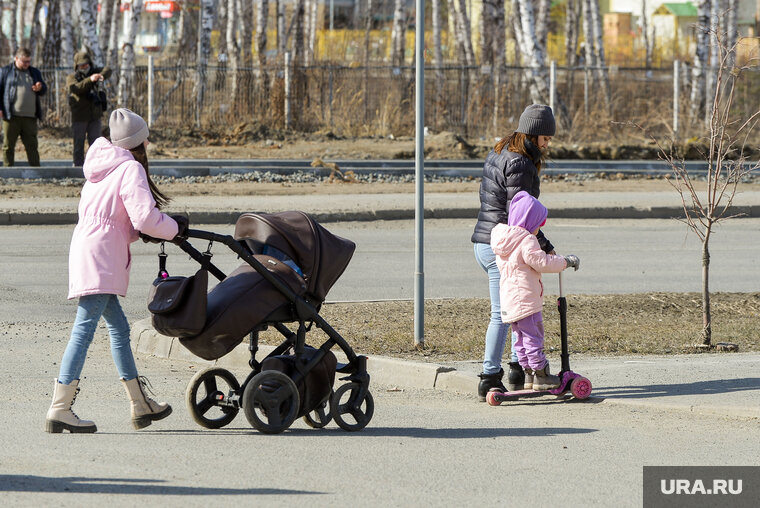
left=640, top=35, right=759, bottom=347
left=97, top=0, right=114, bottom=53
left=227, top=0, right=240, bottom=97
left=8, top=0, right=18, bottom=54
left=455, top=0, right=475, bottom=65
left=588, top=0, right=610, bottom=107
left=705, top=0, right=721, bottom=127
left=118, top=0, right=143, bottom=108
left=59, top=0, right=74, bottom=66
left=195, top=0, right=215, bottom=126
left=690, top=0, right=710, bottom=124
left=256, top=0, right=270, bottom=94
left=516, top=0, right=549, bottom=103
left=106, top=0, right=121, bottom=68
left=306, top=0, right=317, bottom=65
left=240, top=0, right=253, bottom=67
left=42, top=0, right=61, bottom=69
left=363, top=0, right=372, bottom=121
left=432, top=0, right=444, bottom=86
left=641, top=0, right=653, bottom=69
left=76, top=0, right=104, bottom=66
left=479, top=0, right=496, bottom=67
left=28, top=0, right=43, bottom=59
left=16, top=0, right=25, bottom=49
left=390, top=0, right=406, bottom=66
left=565, top=0, right=580, bottom=68
left=277, top=0, right=285, bottom=60
left=535, top=0, right=551, bottom=54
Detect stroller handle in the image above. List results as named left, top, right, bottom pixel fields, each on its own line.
left=558, top=271, right=566, bottom=298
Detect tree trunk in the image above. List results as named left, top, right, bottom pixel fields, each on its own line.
left=690, top=0, right=710, bottom=125
left=42, top=0, right=61, bottom=69
left=588, top=0, right=611, bottom=108
left=8, top=0, right=18, bottom=54
left=240, top=0, right=253, bottom=67
left=363, top=0, right=372, bottom=122
left=28, top=0, right=43, bottom=59
left=227, top=0, right=240, bottom=100
left=16, top=0, right=25, bottom=49
left=306, top=0, right=317, bottom=65
left=256, top=0, right=270, bottom=95
left=432, top=0, right=443, bottom=70
left=97, top=0, right=114, bottom=53
left=107, top=0, right=121, bottom=68
left=59, top=0, right=74, bottom=66
left=701, top=238, right=712, bottom=345
left=535, top=0, right=551, bottom=54
left=293, top=0, right=305, bottom=65
left=195, top=0, right=215, bottom=126
left=277, top=0, right=285, bottom=60
left=705, top=0, right=721, bottom=128
left=390, top=0, right=406, bottom=67
left=516, top=0, right=549, bottom=103
left=510, top=0, right=523, bottom=65
left=565, top=0, right=579, bottom=67
left=456, top=0, right=475, bottom=66
left=77, top=0, right=105, bottom=66
left=642, top=0, right=652, bottom=69
left=118, top=0, right=143, bottom=108
left=726, top=0, right=737, bottom=68
left=480, top=0, right=495, bottom=67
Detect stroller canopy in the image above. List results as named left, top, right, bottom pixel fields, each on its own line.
left=234, top=211, right=355, bottom=302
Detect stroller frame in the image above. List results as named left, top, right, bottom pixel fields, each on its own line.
left=178, top=227, right=373, bottom=434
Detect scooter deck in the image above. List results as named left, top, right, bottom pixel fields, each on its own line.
left=486, top=371, right=592, bottom=405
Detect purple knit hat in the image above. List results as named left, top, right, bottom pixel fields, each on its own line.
left=508, top=191, right=548, bottom=232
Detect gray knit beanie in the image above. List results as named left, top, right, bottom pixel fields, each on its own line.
left=109, top=108, right=149, bottom=149
left=516, top=104, right=556, bottom=137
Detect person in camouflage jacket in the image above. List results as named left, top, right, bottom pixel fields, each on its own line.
left=67, top=50, right=112, bottom=166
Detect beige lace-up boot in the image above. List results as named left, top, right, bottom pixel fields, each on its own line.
left=45, top=379, right=97, bottom=433
left=121, top=376, right=172, bottom=429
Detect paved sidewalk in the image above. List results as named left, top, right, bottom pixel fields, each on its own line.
left=2, top=190, right=760, bottom=225
left=132, top=318, right=760, bottom=419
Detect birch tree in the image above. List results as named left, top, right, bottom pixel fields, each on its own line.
left=42, top=0, right=61, bottom=69
left=390, top=0, right=406, bottom=66
left=565, top=0, right=579, bottom=67
left=227, top=0, right=240, bottom=97
left=8, top=0, right=18, bottom=54
left=60, top=0, right=74, bottom=66
left=106, top=0, right=121, bottom=68
left=256, top=0, right=270, bottom=95
left=16, top=0, right=25, bottom=49
left=516, top=0, right=549, bottom=103
left=455, top=0, right=475, bottom=65
left=28, top=0, right=43, bottom=59
left=240, top=0, right=253, bottom=66
left=588, top=0, right=610, bottom=107
left=535, top=0, right=551, bottom=54
left=76, top=0, right=104, bottom=66
left=363, top=0, right=372, bottom=121
left=690, top=0, right=710, bottom=124
left=479, top=0, right=496, bottom=67
left=432, top=0, right=444, bottom=87
left=195, top=0, right=215, bottom=126
left=277, top=0, right=285, bottom=60
left=118, top=0, right=143, bottom=108
left=305, top=0, right=317, bottom=65
left=97, top=0, right=113, bottom=53
left=641, top=0, right=652, bottom=69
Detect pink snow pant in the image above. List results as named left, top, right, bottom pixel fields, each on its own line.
left=511, top=311, right=548, bottom=371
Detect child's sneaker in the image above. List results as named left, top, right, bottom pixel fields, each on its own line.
left=532, top=363, right=560, bottom=391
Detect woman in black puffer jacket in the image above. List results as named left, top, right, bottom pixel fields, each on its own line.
left=471, top=104, right=556, bottom=401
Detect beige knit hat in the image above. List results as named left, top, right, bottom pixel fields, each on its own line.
left=109, top=108, right=149, bottom=149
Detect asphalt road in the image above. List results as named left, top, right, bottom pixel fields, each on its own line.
left=1, top=218, right=757, bottom=323
left=2, top=322, right=758, bottom=507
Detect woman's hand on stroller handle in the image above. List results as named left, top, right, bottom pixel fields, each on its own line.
left=563, top=255, right=580, bottom=271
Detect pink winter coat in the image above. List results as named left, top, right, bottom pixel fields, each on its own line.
left=68, top=137, right=178, bottom=299
left=491, top=223, right=567, bottom=323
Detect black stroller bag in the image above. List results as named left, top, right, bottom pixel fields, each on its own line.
left=260, top=347, right=337, bottom=416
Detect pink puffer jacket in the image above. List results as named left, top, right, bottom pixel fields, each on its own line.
left=68, top=137, right=178, bottom=299
left=491, top=223, right=567, bottom=323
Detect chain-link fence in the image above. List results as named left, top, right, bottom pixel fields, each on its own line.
left=38, top=64, right=760, bottom=142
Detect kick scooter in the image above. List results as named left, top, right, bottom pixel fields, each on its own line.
left=486, top=271, right=592, bottom=405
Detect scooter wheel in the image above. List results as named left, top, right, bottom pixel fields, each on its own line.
left=570, top=377, right=592, bottom=400
left=486, top=391, right=501, bottom=406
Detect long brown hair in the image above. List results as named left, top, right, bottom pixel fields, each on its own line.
left=494, top=132, right=543, bottom=174
left=128, top=143, right=170, bottom=209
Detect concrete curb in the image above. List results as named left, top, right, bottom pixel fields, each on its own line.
left=6, top=205, right=760, bottom=226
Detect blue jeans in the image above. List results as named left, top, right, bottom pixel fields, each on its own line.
left=474, top=242, right=518, bottom=374
left=58, top=294, right=138, bottom=385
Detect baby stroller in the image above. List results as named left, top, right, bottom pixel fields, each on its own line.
left=147, top=211, right=373, bottom=434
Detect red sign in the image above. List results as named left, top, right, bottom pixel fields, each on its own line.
left=144, top=1, right=179, bottom=13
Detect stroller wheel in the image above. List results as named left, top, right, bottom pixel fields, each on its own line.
left=243, top=371, right=300, bottom=434
left=185, top=368, right=241, bottom=429
left=303, top=393, right=333, bottom=429
left=330, top=382, right=374, bottom=432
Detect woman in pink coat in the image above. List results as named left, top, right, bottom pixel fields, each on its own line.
left=490, top=191, right=579, bottom=391
left=45, top=109, right=188, bottom=434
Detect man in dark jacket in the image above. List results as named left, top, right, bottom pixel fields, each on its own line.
left=67, top=50, right=112, bottom=166
left=0, top=47, right=47, bottom=166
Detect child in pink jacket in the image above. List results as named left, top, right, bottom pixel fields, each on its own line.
left=46, top=109, right=188, bottom=434
left=490, top=191, right=579, bottom=391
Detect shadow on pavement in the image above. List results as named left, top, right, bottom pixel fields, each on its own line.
left=134, top=427, right=598, bottom=438
left=0, top=475, right=322, bottom=496
left=592, top=377, right=760, bottom=399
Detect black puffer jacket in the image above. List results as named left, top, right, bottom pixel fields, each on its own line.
left=471, top=149, right=554, bottom=253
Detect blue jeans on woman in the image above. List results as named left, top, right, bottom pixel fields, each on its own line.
left=58, top=294, right=138, bottom=385
left=474, top=242, right=518, bottom=375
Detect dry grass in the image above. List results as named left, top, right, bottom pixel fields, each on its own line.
left=257, top=293, right=760, bottom=362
